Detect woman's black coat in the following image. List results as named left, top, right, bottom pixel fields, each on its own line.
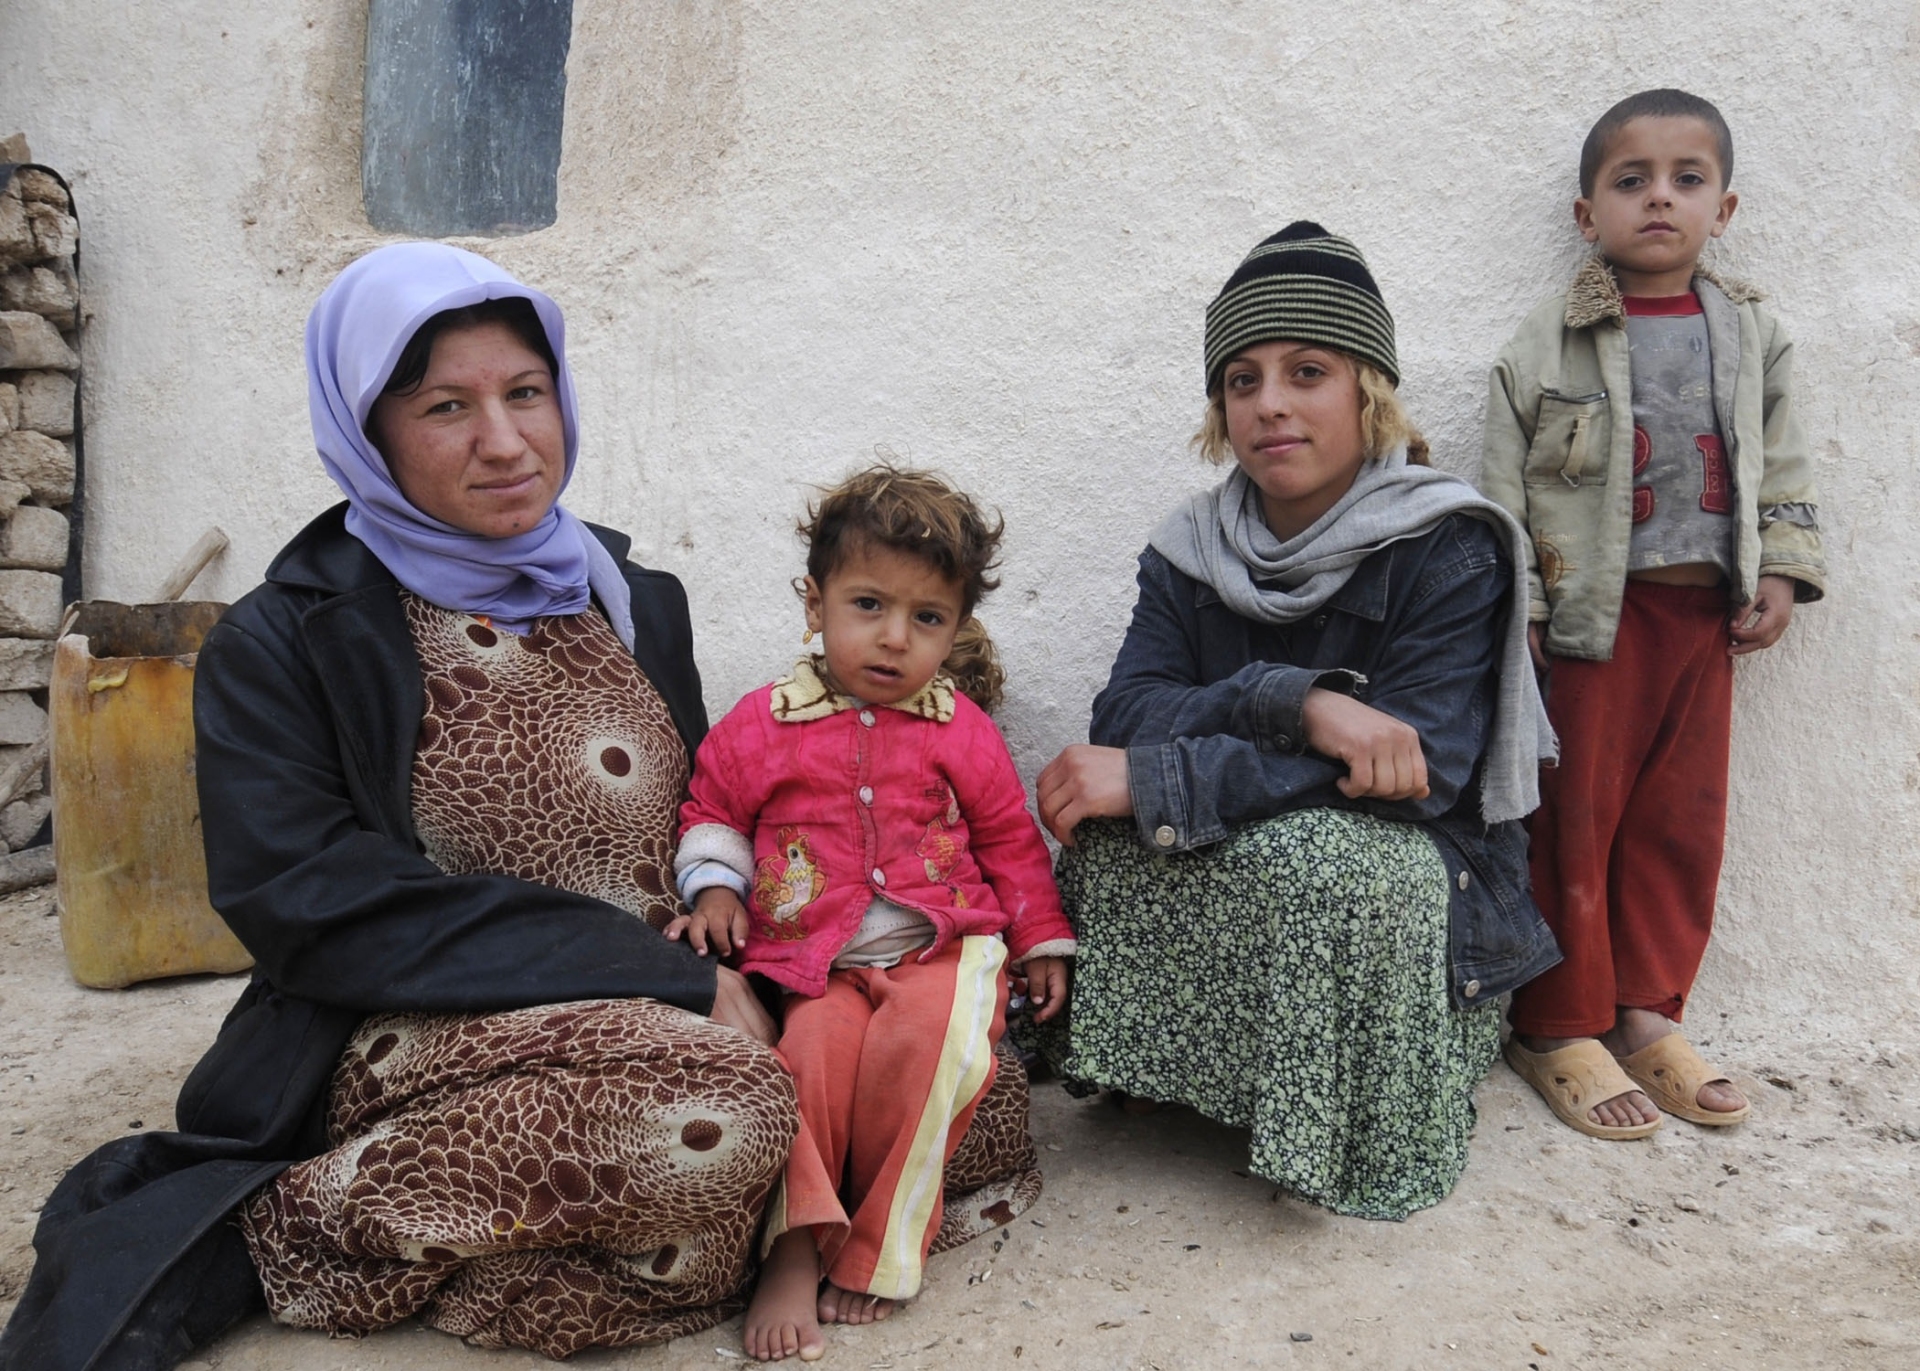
left=0, top=506, right=724, bottom=1371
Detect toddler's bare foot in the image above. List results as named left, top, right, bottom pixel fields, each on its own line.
left=1518, top=1034, right=1660, bottom=1129
left=745, top=1229, right=825, bottom=1362
left=818, top=1281, right=896, bottom=1326
left=1605, top=1007, right=1748, bottom=1115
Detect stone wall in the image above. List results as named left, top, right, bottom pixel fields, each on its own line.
left=0, top=145, right=76, bottom=878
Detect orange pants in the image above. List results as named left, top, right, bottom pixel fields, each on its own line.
left=1510, top=582, right=1734, bottom=1038
left=767, top=935, right=1007, bottom=1301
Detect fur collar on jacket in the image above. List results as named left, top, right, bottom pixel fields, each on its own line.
left=1563, top=253, right=1766, bottom=330
left=769, top=655, right=956, bottom=724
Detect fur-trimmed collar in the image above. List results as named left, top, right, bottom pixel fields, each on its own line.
left=768, top=654, right=955, bottom=724
left=1563, top=254, right=1767, bottom=330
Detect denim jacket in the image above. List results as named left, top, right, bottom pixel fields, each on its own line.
left=1091, top=512, right=1560, bottom=1007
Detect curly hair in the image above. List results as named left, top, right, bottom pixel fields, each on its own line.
left=799, top=464, right=1004, bottom=617
left=941, top=616, right=1006, bottom=715
left=798, top=464, right=1008, bottom=712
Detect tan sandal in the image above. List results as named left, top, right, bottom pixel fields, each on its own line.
left=1617, top=1033, right=1750, bottom=1127
left=1503, top=1038, right=1662, bottom=1140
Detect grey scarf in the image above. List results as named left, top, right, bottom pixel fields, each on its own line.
left=1149, top=448, right=1556, bottom=823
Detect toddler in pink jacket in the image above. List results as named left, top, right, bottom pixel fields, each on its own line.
left=669, top=466, right=1073, bottom=1363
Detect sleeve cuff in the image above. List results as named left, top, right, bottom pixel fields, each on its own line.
left=676, top=858, right=749, bottom=905
left=1126, top=742, right=1183, bottom=851
left=1526, top=576, right=1550, bottom=621
left=674, top=823, right=754, bottom=904
left=1013, top=938, right=1078, bottom=966
left=1126, top=741, right=1225, bottom=851
left=1241, top=664, right=1365, bottom=755
left=1756, top=560, right=1827, bottom=603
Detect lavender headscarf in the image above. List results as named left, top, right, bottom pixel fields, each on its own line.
left=306, top=242, right=634, bottom=648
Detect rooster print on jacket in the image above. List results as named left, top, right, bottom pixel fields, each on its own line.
left=916, top=786, right=971, bottom=909
left=753, top=826, right=826, bottom=941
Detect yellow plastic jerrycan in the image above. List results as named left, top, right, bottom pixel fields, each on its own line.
left=51, top=600, right=253, bottom=988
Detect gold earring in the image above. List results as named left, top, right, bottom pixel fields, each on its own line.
left=802, top=627, right=814, bottom=645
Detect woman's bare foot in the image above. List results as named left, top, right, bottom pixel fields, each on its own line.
left=1604, top=1007, right=1748, bottom=1114
left=1517, top=1033, right=1660, bottom=1129
left=744, top=1229, right=825, bottom=1362
left=817, top=1281, right=896, bottom=1326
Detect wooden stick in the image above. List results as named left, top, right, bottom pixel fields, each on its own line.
left=150, top=527, right=229, bottom=602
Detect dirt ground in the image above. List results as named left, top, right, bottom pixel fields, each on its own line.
left=2, top=883, right=1915, bottom=1371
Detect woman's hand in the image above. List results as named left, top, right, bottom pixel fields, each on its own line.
left=1036, top=745, right=1133, bottom=845
left=670, top=894, right=774, bottom=1043
left=1021, top=955, right=1071, bottom=1023
left=1729, top=574, right=1796, bottom=656
left=1527, top=622, right=1549, bottom=673
left=1301, top=687, right=1430, bottom=802
left=708, top=966, right=777, bottom=1045
left=665, top=887, right=751, bottom=957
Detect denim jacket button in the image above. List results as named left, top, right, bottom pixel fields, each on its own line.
left=871, top=868, right=887, bottom=886
left=1457, top=870, right=1471, bottom=891
left=1463, top=978, right=1481, bottom=999
left=858, top=785, right=874, bottom=805
left=1154, top=825, right=1176, bottom=848
left=858, top=709, right=876, bottom=727
left=1274, top=734, right=1291, bottom=750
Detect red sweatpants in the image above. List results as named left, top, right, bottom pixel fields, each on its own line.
left=1509, top=582, right=1734, bottom=1038
left=769, top=936, right=1007, bottom=1301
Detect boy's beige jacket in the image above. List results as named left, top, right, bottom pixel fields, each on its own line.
left=1479, top=255, right=1826, bottom=661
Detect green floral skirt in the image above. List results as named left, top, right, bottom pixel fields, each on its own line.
left=1050, top=810, right=1500, bottom=1221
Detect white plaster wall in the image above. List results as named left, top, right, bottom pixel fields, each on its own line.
left=2, top=0, right=1915, bottom=1040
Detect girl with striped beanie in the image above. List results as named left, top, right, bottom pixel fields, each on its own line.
left=1032, top=222, right=1560, bottom=1220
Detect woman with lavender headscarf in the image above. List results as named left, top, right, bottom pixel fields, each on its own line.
left=1, top=245, right=1046, bottom=1370
left=0, top=243, right=792, bottom=1368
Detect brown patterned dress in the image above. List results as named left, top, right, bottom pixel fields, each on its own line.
left=240, top=603, right=1040, bottom=1358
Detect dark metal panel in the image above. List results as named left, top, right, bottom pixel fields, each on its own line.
left=362, top=0, right=574, bottom=236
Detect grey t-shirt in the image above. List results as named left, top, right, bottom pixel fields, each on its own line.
left=1624, top=294, right=1735, bottom=578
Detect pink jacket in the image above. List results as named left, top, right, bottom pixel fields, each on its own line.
left=676, top=659, right=1075, bottom=998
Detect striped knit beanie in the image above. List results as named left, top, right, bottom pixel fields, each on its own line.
left=1203, top=221, right=1399, bottom=390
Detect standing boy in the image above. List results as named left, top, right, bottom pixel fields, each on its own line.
left=1479, top=90, right=1825, bottom=1140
